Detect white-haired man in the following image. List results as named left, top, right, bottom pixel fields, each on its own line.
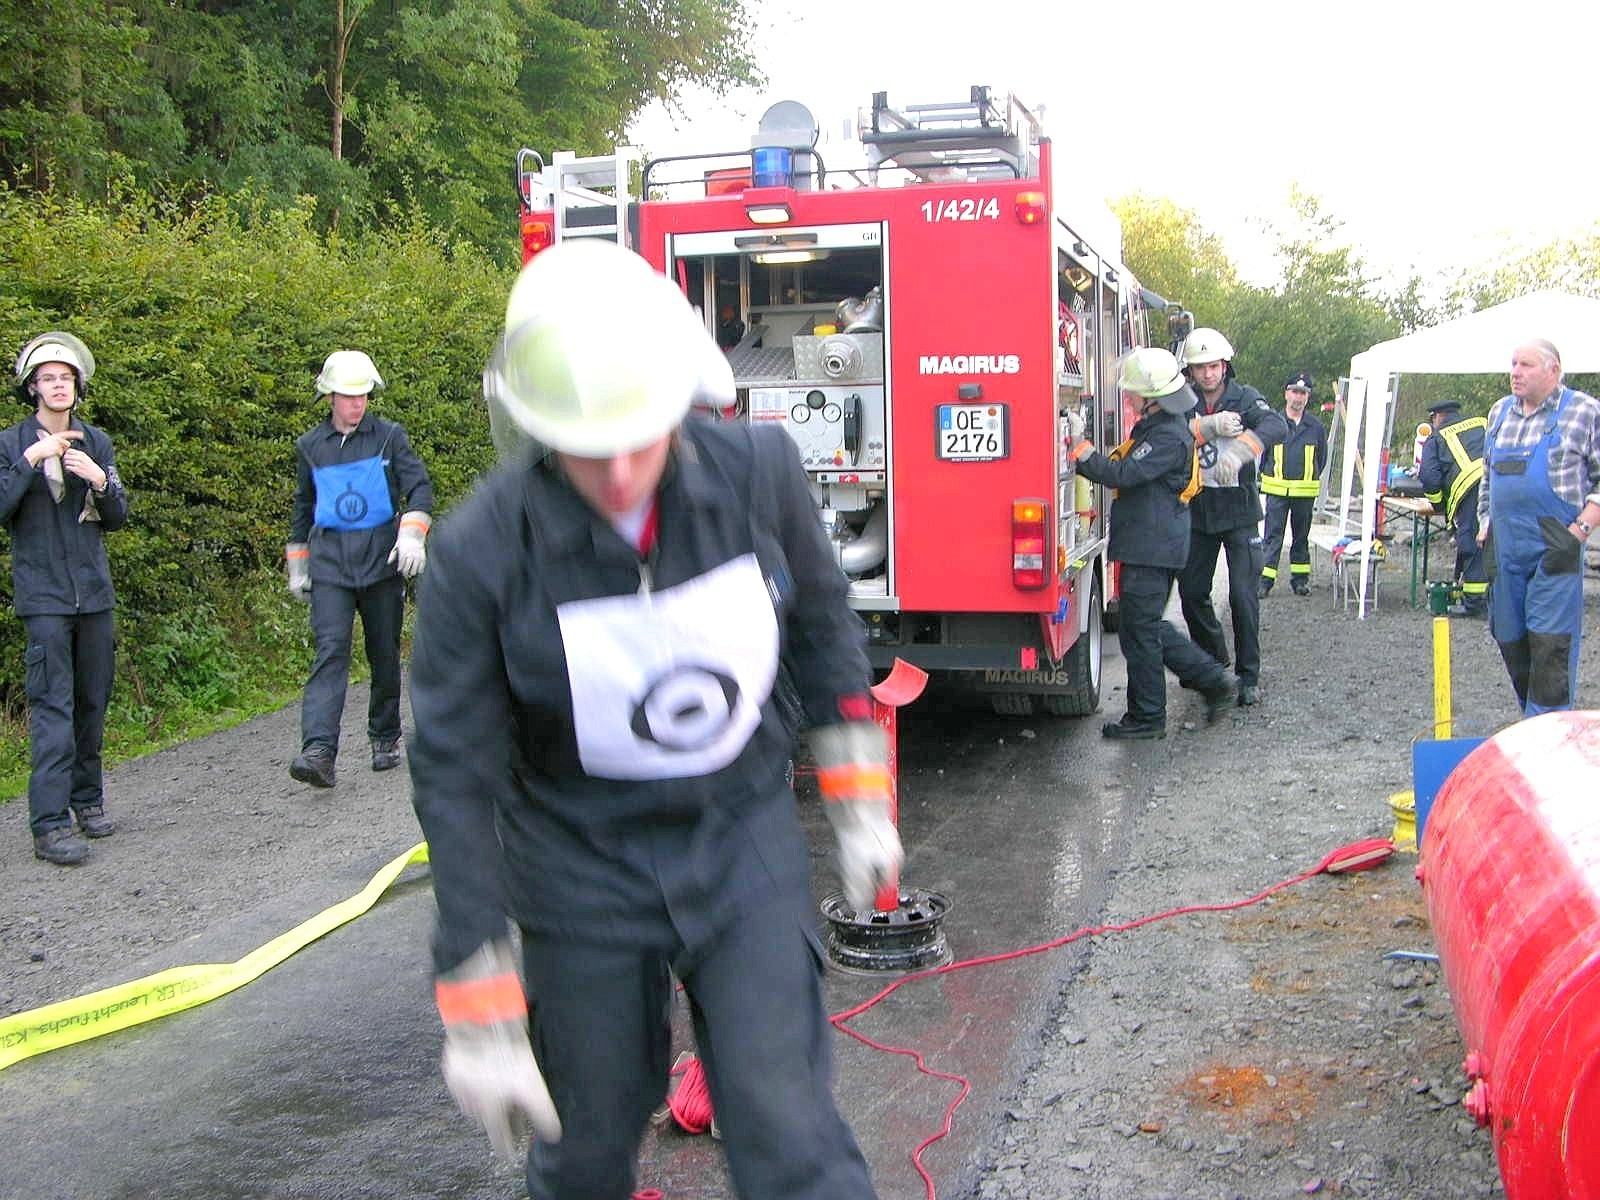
left=1476, top=338, right=1600, bottom=716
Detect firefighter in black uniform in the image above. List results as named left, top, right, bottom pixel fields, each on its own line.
left=286, top=350, right=434, bottom=787
left=1066, top=348, right=1234, bottom=739
left=1417, top=399, right=1488, bottom=616
left=1258, top=371, right=1328, bottom=597
left=2, top=332, right=129, bottom=866
left=408, top=240, right=890, bottom=1200
left=1175, top=327, right=1287, bottom=707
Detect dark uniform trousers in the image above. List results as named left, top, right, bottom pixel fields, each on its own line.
left=522, top=888, right=877, bottom=1200
left=1450, top=485, right=1487, bottom=614
left=24, top=610, right=115, bottom=835
left=1261, top=494, right=1314, bottom=588
left=301, top=574, right=405, bottom=756
left=1119, top=564, right=1230, bottom=725
left=1179, top=525, right=1263, bottom=684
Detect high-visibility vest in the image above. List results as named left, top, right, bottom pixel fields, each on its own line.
left=1421, top=417, right=1486, bottom=521
left=1261, top=443, right=1321, bottom=498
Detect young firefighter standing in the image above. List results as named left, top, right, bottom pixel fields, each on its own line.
left=407, top=240, right=891, bottom=1200
left=1, top=333, right=129, bottom=866
left=1175, top=328, right=1286, bottom=706
left=286, top=350, right=433, bottom=787
left=1257, top=371, right=1328, bottom=598
left=1066, top=348, right=1234, bottom=738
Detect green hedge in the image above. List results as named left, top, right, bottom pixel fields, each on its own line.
left=0, top=186, right=511, bottom=798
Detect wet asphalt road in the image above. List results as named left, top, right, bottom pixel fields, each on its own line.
left=1, top=674, right=1150, bottom=1200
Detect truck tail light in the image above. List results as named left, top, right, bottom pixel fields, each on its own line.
left=1012, top=498, right=1048, bottom=589
left=520, top=215, right=553, bottom=264
left=1014, top=191, right=1046, bottom=225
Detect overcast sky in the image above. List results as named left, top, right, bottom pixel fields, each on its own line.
left=627, top=0, right=1600, bottom=291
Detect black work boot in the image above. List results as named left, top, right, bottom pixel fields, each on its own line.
left=1291, top=579, right=1310, bottom=596
left=1236, top=681, right=1260, bottom=706
left=290, top=749, right=337, bottom=788
left=1257, top=579, right=1272, bottom=599
left=371, top=738, right=402, bottom=772
left=1200, top=677, right=1236, bottom=723
left=1101, top=715, right=1166, bottom=740
left=34, top=826, right=90, bottom=866
left=74, top=804, right=116, bottom=838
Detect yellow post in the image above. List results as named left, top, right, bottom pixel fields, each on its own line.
left=1432, top=615, right=1452, bottom=739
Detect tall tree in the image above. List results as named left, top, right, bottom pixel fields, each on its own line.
left=1223, top=188, right=1398, bottom=399
left=0, top=0, right=758, bottom=255
left=1109, top=193, right=1239, bottom=329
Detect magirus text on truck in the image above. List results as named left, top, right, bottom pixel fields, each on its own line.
left=514, top=86, right=1191, bottom=717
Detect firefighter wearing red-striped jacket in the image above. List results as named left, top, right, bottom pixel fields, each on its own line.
left=1417, top=399, right=1487, bottom=617
left=1257, top=371, right=1328, bottom=598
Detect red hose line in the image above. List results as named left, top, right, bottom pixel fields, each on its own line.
left=638, top=837, right=1394, bottom=1200
left=829, top=837, right=1394, bottom=1199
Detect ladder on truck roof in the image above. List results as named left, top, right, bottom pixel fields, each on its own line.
left=857, top=85, right=1041, bottom=183
left=516, top=146, right=640, bottom=248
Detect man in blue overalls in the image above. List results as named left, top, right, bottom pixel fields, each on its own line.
left=287, top=350, right=434, bottom=786
left=1477, top=339, right=1600, bottom=716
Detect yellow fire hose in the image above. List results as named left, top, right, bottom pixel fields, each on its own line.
left=0, top=842, right=429, bottom=1071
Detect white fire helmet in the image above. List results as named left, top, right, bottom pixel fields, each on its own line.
left=489, top=240, right=731, bottom=458
left=1118, top=347, right=1197, bottom=414
left=316, top=350, right=385, bottom=397
left=1178, top=327, right=1234, bottom=368
left=14, top=331, right=95, bottom=396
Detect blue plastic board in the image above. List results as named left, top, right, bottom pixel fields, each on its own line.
left=1412, top=737, right=1487, bottom=847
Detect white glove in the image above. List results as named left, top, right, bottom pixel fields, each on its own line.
left=1191, top=411, right=1244, bottom=440
left=285, top=543, right=312, bottom=601
left=1066, top=409, right=1086, bottom=441
left=810, top=722, right=904, bottom=913
left=1209, top=436, right=1259, bottom=487
left=388, top=510, right=431, bottom=579
left=436, top=940, right=561, bottom=1160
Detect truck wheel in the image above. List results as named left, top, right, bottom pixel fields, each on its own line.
left=989, top=691, right=1036, bottom=717
left=1040, top=576, right=1103, bottom=716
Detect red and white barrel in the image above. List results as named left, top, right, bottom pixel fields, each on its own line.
left=1419, top=711, right=1600, bottom=1200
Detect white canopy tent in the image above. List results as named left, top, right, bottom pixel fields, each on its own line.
left=1338, top=290, right=1600, bottom=616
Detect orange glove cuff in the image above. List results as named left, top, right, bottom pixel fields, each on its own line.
left=400, top=512, right=432, bottom=535
left=286, top=546, right=309, bottom=561
left=1239, top=431, right=1264, bottom=456
left=435, top=971, right=527, bottom=1026
left=818, top=763, right=893, bottom=801
left=1069, top=441, right=1094, bottom=462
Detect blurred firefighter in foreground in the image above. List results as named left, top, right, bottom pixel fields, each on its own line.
left=1175, top=328, right=1286, bottom=707
left=407, top=239, right=890, bottom=1200
left=1066, top=348, right=1235, bottom=738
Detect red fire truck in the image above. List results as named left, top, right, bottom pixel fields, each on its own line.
left=514, top=86, right=1184, bottom=716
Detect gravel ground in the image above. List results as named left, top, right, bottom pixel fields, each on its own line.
left=2, top=536, right=1597, bottom=1200
left=974, top=546, right=1600, bottom=1200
